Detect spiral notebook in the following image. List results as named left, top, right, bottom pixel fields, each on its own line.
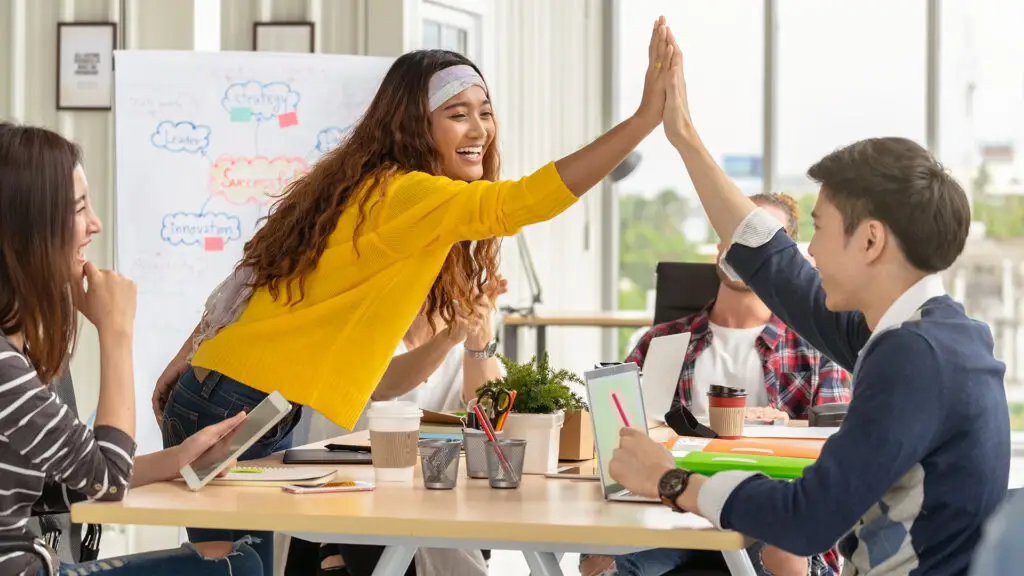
left=205, top=466, right=338, bottom=487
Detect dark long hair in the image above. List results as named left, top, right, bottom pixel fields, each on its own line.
left=0, top=123, right=82, bottom=381
left=239, top=50, right=501, bottom=331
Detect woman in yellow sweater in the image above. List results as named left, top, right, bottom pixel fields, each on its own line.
left=153, top=18, right=674, bottom=572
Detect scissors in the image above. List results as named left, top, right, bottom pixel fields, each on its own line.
left=474, top=386, right=513, bottom=428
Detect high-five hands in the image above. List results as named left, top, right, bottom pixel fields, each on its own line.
left=662, top=25, right=694, bottom=147
left=634, top=16, right=675, bottom=130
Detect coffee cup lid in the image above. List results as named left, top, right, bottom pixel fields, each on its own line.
left=367, top=400, right=423, bottom=419
left=707, top=385, right=747, bottom=398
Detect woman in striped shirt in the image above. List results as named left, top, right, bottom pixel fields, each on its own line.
left=0, top=123, right=262, bottom=576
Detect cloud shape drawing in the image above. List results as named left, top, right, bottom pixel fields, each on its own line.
left=316, top=126, right=350, bottom=154
left=207, top=155, right=310, bottom=206
left=221, top=81, right=300, bottom=122
left=150, top=121, right=212, bottom=154
left=160, top=212, right=241, bottom=246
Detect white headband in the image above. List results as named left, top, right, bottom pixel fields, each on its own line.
left=428, top=65, right=487, bottom=111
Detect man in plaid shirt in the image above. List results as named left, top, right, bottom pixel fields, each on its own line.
left=582, top=194, right=850, bottom=576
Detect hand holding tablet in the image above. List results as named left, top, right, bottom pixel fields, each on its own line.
left=179, top=390, right=293, bottom=491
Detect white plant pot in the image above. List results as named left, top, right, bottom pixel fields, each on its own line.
left=500, top=410, right=565, bottom=474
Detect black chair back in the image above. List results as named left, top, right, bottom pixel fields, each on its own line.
left=30, top=368, right=99, bottom=563
left=653, top=262, right=721, bottom=325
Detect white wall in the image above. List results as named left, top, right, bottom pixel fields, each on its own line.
left=488, top=0, right=609, bottom=374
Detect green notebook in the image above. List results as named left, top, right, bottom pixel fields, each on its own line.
left=675, top=450, right=814, bottom=479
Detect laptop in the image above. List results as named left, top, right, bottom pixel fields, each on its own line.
left=584, top=363, right=661, bottom=503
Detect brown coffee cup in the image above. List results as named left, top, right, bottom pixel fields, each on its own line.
left=366, top=401, right=423, bottom=482
left=707, top=386, right=747, bottom=439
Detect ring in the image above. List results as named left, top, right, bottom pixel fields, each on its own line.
left=654, top=62, right=662, bottom=69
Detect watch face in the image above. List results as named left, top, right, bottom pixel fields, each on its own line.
left=659, top=468, right=688, bottom=498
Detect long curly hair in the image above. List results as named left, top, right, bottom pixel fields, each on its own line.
left=238, top=50, right=501, bottom=334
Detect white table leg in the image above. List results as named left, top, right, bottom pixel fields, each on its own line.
left=370, top=545, right=417, bottom=576
left=523, top=551, right=564, bottom=576
left=722, top=549, right=757, bottom=576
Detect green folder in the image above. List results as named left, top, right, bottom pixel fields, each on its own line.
left=675, top=450, right=814, bottom=479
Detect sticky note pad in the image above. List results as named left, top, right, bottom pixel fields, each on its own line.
left=230, top=107, right=252, bottom=122
left=278, top=111, right=298, bottom=128
left=204, top=237, right=225, bottom=251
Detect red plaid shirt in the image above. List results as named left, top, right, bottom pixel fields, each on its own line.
left=627, top=301, right=850, bottom=419
left=627, top=302, right=850, bottom=575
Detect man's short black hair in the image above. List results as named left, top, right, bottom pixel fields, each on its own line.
left=808, top=137, right=971, bottom=273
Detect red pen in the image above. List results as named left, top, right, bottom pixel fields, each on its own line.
left=474, top=404, right=518, bottom=482
left=611, top=391, right=631, bottom=428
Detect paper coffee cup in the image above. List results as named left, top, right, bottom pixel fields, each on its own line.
left=707, top=387, right=746, bottom=439
left=367, top=400, right=423, bottom=482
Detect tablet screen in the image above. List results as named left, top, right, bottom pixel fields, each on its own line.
left=182, top=390, right=291, bottom=486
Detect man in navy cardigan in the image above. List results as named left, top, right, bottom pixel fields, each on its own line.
left=609, top=29, right=1010, bottom=576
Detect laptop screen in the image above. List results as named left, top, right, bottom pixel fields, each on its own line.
left=584, top=363, right=649, bottom=494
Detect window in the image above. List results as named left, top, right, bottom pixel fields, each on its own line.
left=422, top=19, right=468, bottom=54
left=613, top=0, right=764, bottom=355
left=419, top=1, right=481, bottom=59
left=775, top=0, right=928, bottom=239
left=938, top=0, right=1024, bottom=417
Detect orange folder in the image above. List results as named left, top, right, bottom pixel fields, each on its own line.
left=664, top=436, right=823, bottom=460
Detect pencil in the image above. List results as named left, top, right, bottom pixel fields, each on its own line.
left=611, top=391, right=631, bottom=428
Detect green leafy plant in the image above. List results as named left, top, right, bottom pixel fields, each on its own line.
left=480, top=353, right=588, bottom=414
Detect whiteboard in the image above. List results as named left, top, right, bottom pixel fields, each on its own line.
left=113, top=50, right=393, bottom=453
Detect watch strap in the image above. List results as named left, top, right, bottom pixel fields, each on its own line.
left=465, top=341, right=497, bottom=359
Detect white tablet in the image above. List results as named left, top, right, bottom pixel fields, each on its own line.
left=180, top=390, right=292, bottom=491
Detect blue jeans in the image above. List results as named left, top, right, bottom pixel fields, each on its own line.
left=45, top=540, right=262, bottom=575
left=161, top=367, right=301, bottom=576
left=586, top=542, right=768, bottom=576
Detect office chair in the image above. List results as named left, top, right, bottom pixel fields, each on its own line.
left=653, top=262, right=721, bottom=325
left=29, top=368, right=102, bottom=564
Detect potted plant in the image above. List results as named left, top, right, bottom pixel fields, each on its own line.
left=481, top=353, right=588, bottom=473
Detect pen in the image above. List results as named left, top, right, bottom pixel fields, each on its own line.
left=474, top=404, right=517, bottom=483
left=611, top=391, right=631, bottom=428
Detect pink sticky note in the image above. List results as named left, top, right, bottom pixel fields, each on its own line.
left=204, top=237, right=225, bottom=251
left=278, top=112, right=298, bottom=128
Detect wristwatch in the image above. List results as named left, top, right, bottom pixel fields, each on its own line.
left=658, top=468, right=693, bottom=513
left=465, top=340, right=497, bottom=359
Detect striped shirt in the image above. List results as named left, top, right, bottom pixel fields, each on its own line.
left=0, top=336, right=136, bottom=575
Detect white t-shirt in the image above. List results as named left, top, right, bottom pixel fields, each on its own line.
left=690, top=322, right=769, bottom=418
left=394, top=340, right=467, bottom=413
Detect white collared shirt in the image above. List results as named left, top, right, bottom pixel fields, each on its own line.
left=869, top=274, right=947, bottom=341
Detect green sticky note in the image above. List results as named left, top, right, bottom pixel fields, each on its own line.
left=230, top=107, right=252, bottom=122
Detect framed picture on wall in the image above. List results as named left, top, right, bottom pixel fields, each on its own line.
left=253, top=22, right=315, bottom=53
left=57, top=22, right=117, bottom=111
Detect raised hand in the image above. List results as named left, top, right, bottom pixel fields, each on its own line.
left=663, top=25, right=694, bottom=147
left=633, top=16, right=675, bottom=130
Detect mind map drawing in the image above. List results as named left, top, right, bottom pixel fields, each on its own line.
left=152, top=79, right=353, bottom=252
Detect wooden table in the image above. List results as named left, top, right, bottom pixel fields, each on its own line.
left=502, top=311, right=653, bottom=360
left=73, top=432, right=755, bottom=576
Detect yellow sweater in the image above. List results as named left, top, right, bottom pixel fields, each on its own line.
left=192, top=162, right=577, bottom=429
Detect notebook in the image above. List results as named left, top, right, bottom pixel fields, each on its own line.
left=204, top=466, right=338, bottom=487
